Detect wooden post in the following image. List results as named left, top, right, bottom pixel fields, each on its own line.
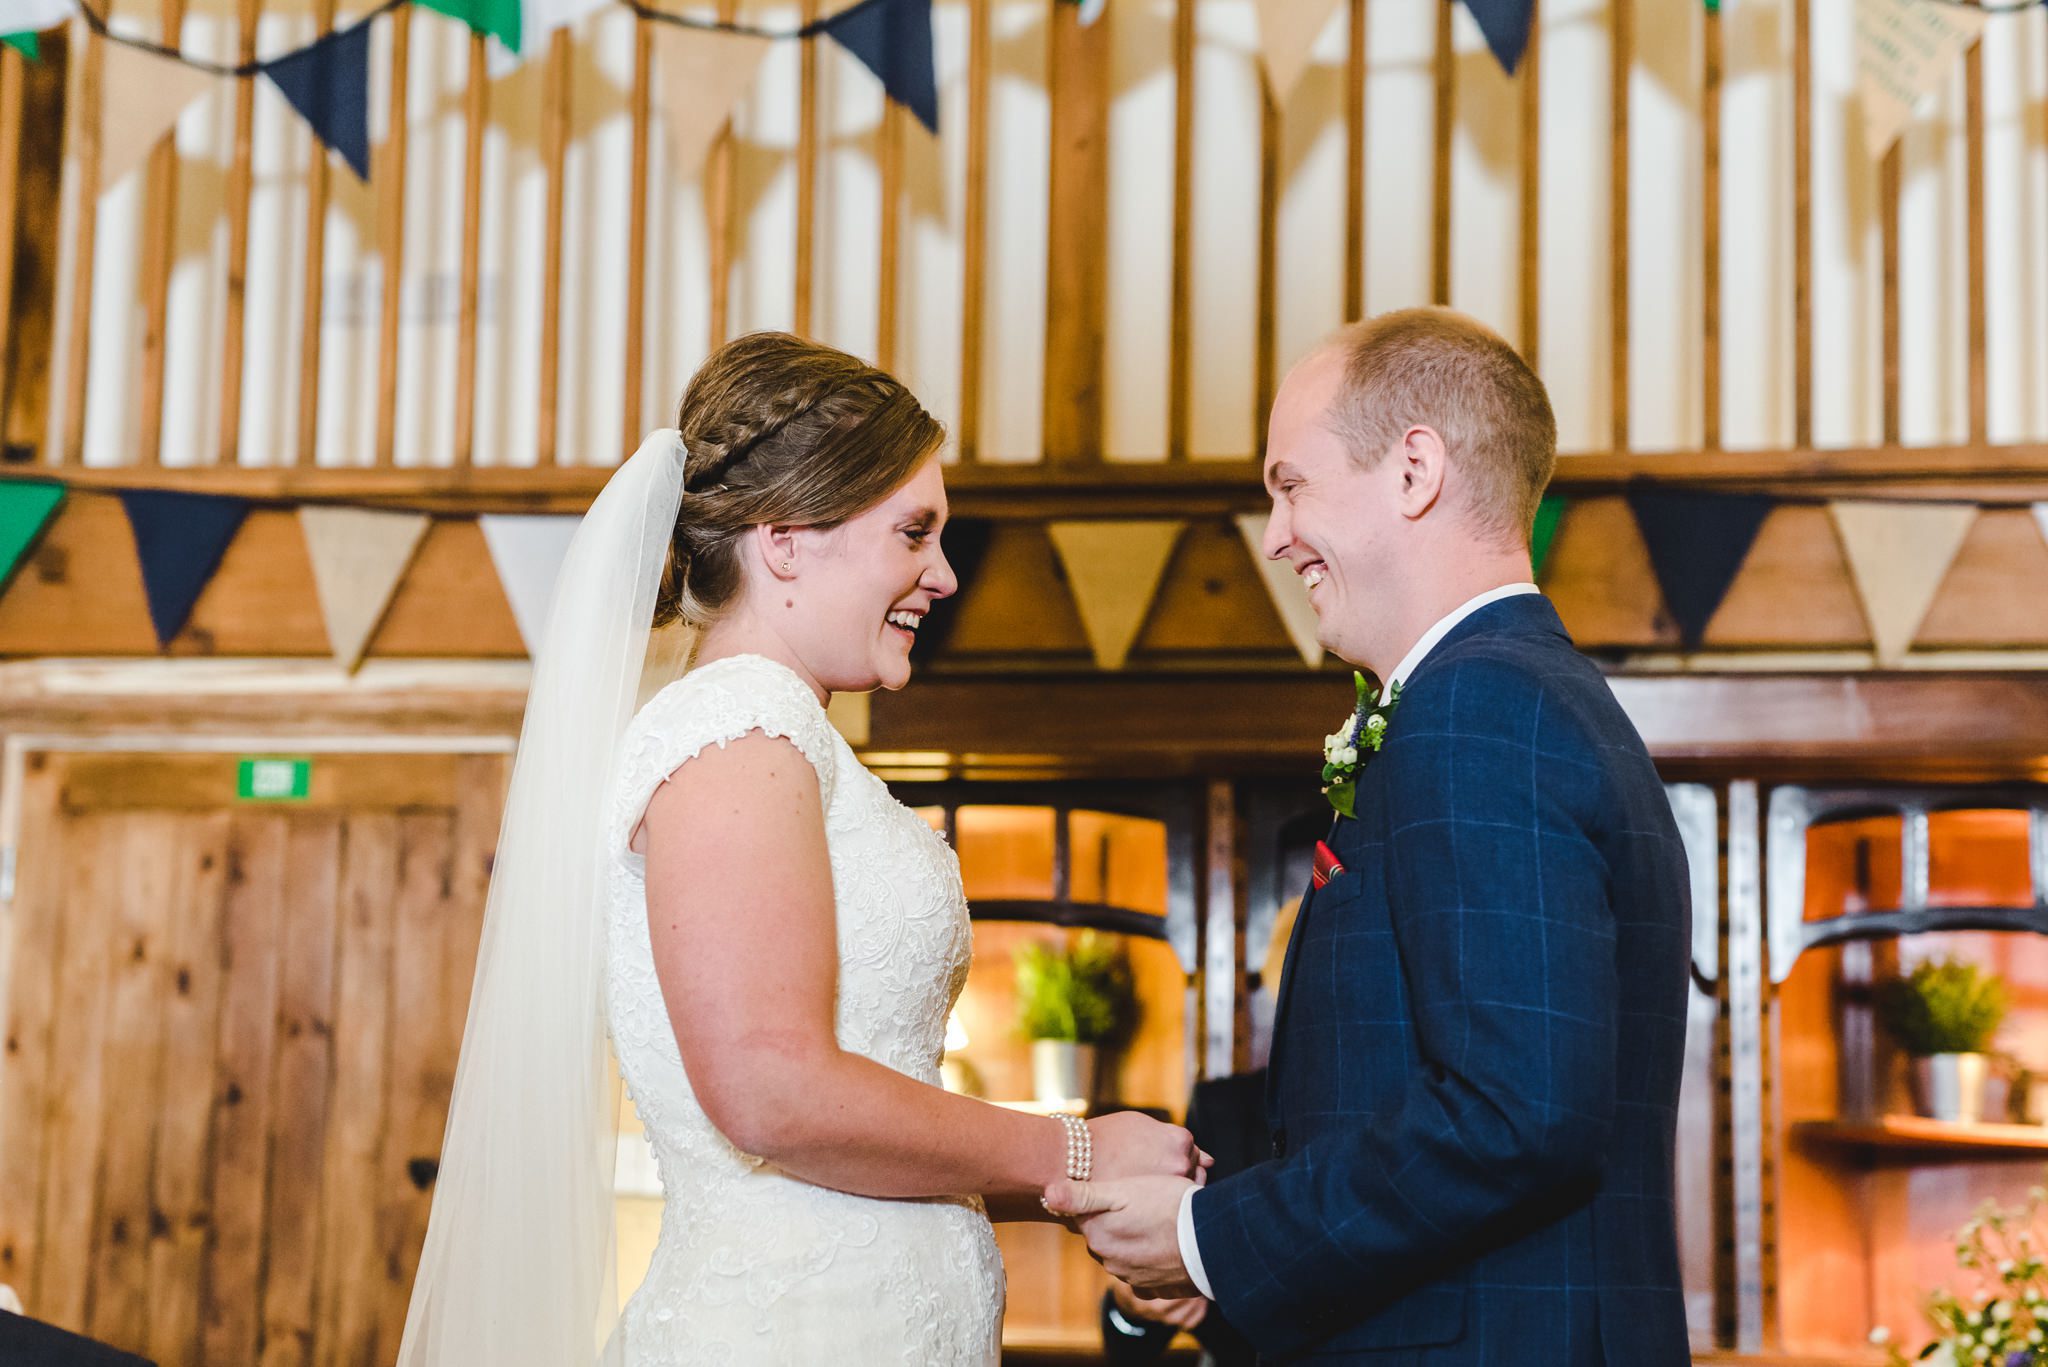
left=1880, top=143, right=1901, bottom=447
left=1042, top=0, right=1109, bottom=465
left=375, top=4, right=413, bottom=468
left=0, top=47, right=23, bottom=424
left=1256, top=76, right=1279, bottom=455
left=706, top=0, right=740, bottom=352
left=794, top=0, right=820, bottom=339
left=135, top=0, right=191, bottom=468
left=1345, top=0, right=1366, bottom=324
left=958, top=0, right=990, bottom=461
left=59, top=26, right=104, bottom=467
left=624, top=14, right=653, bottom=452
left=1518, top=2, right=1540, bottom=365
left=878, top=103, right=902, bottom=373
left=1167, top=0, right=1194, bottom=462
left=1609, top=0, right=1630, bottom=454
left=216, top=0, right=263, bottom=467
left=453, top=29, right=489, bottom=468
left=295, top=0, right=342, bottom=468
left=1702, top=2, right=1721, bottom=453
left=1791, top=0, right=1811, bottom=450
left=537, top=31, right=572, bottom=467
left=1431, top=0, right=1453, bottom=307
left=1963, top=39, right=1986, bottom=448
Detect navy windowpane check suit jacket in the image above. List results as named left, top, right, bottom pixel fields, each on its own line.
left=1191, top=593, right=1692, bottom=1366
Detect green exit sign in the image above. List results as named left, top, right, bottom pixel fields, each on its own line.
left=238, top=757, right=311, bottom=802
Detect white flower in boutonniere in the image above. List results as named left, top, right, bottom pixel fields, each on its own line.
left=1321, top=674, right=1402, bottom=819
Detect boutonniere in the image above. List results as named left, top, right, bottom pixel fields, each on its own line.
left=1321, top=673, right=1402, bottom=819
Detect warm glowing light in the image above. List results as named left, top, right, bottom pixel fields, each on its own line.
left=945, top=1012, right=970, bottom=1053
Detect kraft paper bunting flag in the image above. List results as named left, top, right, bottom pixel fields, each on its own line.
left=117, top=490, right=250, bottom=647
left=417, top=0, right=521, bottom=57
left=1464, top=0, right=1537, bottom=75
left=261, top=19, right=373, bottom=180
left=1047, top=521, right=1184, bottom=671
left=0, top=479, right=64, bottom=591
left=1530, top=493, right=1567, bottom=580
left=1254, top=0, right=1340, bottom=102
left=480, top=513, right=580, bottom=657
left=101, top=42, right=219, bottom=190
left=821, top=0, right=938, bottom=135
left=1856, top=0, right=1984, bottom=160
left=1830, top=500, right=1976, bottom=665
left=1625, top=487, right=1775, bottom=651
left=651, top=24, right=773, bottom=177
left=1235, top=512, right=1324, bottom=669
left=298, top=506, right=430, bottom=671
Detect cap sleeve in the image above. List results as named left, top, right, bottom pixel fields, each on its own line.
left=608, top=656, right=841, bottom=863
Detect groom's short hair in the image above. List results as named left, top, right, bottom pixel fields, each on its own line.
left=1322, top=307, right=1557, bottom=546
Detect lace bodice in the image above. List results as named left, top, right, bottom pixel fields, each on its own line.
left=603, top=655, right=1003, bottom=1364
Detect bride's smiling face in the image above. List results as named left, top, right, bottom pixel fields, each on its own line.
left=769, top=455, right=958, bottom=694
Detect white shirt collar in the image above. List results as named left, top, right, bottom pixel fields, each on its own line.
left=1383, top=583, right=1541, bottom=696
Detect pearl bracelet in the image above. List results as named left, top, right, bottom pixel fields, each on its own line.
left=1054, top=1111, right=1092, bottom=1182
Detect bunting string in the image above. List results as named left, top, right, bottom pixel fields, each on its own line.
left=71, top=0, right=406, bottom=77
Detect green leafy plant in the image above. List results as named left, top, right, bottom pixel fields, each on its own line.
left=1878, top=958, right=2009, bottom=1058
left=1875, top=1183, right=2048, bottom=1367
left=1014, top=931, right=1136, bottom=1045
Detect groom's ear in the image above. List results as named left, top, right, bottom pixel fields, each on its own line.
left=1395, top=425, right=1448, bottom=520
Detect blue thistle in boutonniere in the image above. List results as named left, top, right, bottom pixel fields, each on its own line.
left=1321, top=673, right=1402, bottom=819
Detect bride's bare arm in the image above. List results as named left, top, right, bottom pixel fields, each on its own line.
left=635, top=731, right=1200, bottom=1206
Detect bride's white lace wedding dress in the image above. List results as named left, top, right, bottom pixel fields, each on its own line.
left=603, top=654, right=1006, bottom=1365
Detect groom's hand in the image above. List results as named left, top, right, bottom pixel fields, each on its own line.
left=1043, top=1174, right=1198, bottom=1299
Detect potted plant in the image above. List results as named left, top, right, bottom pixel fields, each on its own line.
left=1877, top=957, right=2009, bottom=1124
left=1014, top=930, right=1135, bottom=1107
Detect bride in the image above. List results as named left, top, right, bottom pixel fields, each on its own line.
left=397, top=333, right=1205, bottom=1366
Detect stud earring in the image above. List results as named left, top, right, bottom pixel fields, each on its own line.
left=781, top=560, right=792, bottom=573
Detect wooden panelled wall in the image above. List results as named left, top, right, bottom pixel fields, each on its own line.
left=0, top=752, right=505, bottom=1364
left=0, top=1, right=2044, bottom=483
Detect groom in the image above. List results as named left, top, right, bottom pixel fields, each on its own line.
left=1048, top=308, right=1692, bottom=1365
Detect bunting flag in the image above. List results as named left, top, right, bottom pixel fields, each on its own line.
left=117, top=490, right=250, bottom=647
left=101, top=41, right=219, bottom=190
left=1829, top=500, right=1977, bottom=665
left=1530, top=493, right=1567, bottom=580
left=651, top=24, right=773, bottom=177
left=1626, top=487, right=1774, bottom=651
left=3, top=32, right=37, bottom=57
left=488, top=0, right=610, bottom=75
left=1856, top=0, right=1984, bottom=160
left=1253, top=0, right=1341, bottom=102
left=479, top=513, right=580, bottom=657
left=1047, top=520, right=1183, bottom=671
left=261, top=19, right=373, bottom=180
left=416, top=0, right=521, bottom=56
left=821, top=0, right=938, bottom=135
left=1235, top=512, right=1324, bottom=669
left=2, top=0, right=73, bottom=51
left=1464, top=0, right=1537, bottom=76
left=0, top=480, right=64, bottom=591
left=298, top=506, right=430, bottom=670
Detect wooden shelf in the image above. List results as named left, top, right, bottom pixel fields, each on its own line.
left=1792, top=1114, right=2048, bottom=1156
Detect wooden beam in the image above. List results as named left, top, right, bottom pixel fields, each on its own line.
left=958, top=0, right=991, bottom=461
left=454, top=29, right=489, bottom=469
left=537, top=30, right=572, bottom=467
left=375, top=4, right=412, bottom=469
left=1609, top=0, right=1630, bottom=453
left=1256, top=76, right=1279, bottom=454
left=1880, top=142, right=1901, bottom=446
left=217, top=0, right=263, bottom=468
left=877, top=102, right=902, bottom=372
left=1791, top=0, right=1812, bottom=450
left=1167, top=0, right=1195, bottom=461
left=1431, top=0, right=1453, bottom=307
left=58, top=25, right=103, bottom=467
left=1964, top=38, right=1986, bottom=447
left=135, top=0, right=191, bottom=469
left=794, top=0, right=820, bottom=338
left=1518, top=1, right=1539, bottom=363
left=624, top=14, right=653, bottom=450
left=0, top=46, right=22, bottom=425
left=707, top=0, right=740, bottom=351
left=1702, top=2, right=1721, bottom=453
left=1042, top=0, right=1110, bottom=464
left=1344, top=0, right=1367, bottom=324
left=295, top=0, right=341, bottom=469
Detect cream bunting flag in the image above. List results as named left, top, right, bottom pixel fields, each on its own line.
left=1047, top=521, right=1184, bottom=671
left=1829, top=500, right=1976, bottom=665
left=1856, top=0, right=1984, bottom=160
left=480, top=513, right=581, bottom=658
left=1255, top=0, right=1342, bottom=103
left=3, top=0, right=76, bottom=34
left=651, top=24, right=774, bottom=179
left=1235, top=512, right=1324, bottom=668
left=297, top=506, right=430, bottom=671
left=100, top=41, right=218, bottom=189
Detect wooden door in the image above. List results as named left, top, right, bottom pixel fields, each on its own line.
left=0, top=749, right=508, bottom=1367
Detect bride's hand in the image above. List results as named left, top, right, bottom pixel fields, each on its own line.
left=1085, top=1111, right=1212, bottom=1183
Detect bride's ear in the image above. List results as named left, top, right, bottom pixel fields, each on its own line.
left=751, top=523, right=801, bottom=580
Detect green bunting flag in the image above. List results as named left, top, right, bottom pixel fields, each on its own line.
left=0, top=480, right=64, bottom=590
left=2, top=32, right=38, bottom=58
left=1531, top=494, right=1567, bottom=580
left=417, top=0, right=520, bottom=56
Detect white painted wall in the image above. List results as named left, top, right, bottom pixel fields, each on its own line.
left=37, top=0, right=2048, bottom=469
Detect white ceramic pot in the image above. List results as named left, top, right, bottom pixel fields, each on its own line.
left=1910, top=1052, right=1990, bottom=1124
left=1031, top=1039, right=1098, bottom=1107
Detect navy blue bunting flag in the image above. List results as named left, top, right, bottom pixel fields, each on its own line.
left=820, top=0, right=938, bottom=135
left=262, top=18, right=373, bottom=181
left=117, top=490, right=252, bottom=648
left=1626, top=486, right=1775, bottom=652
left=1464, top=0, right=1535, bottom=75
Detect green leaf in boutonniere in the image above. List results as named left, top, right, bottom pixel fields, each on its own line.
left=1320, top=674, right=1402, bottom=820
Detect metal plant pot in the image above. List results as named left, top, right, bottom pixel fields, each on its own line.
left=1910, top=1052, right=1991, bottom=1124
left=1031, top=1039, right=1098, bottom=1107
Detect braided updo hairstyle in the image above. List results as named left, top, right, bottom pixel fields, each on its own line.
left=655, top=332, right=945, bottom=628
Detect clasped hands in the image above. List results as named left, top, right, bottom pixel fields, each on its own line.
left=1045, top=1111, right=1210, bottom=1301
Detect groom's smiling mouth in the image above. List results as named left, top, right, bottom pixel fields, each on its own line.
left=1299, top=561, right=1329, bottom=592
